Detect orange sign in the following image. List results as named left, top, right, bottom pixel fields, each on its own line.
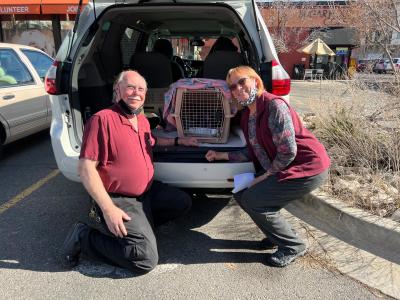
left=0, top=0, right=88, bottom=15
left=0, top=5, right=40, bottom=14
left=0, top=0, right=41, bottom=14
left=41, top=0, right=88, bottom=14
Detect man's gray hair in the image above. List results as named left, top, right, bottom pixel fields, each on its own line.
left=114, top=69, right=147, bottom=87
left=113, top=69, right=147, bottom=102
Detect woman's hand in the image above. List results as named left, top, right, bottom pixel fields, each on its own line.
left=205, top=150, right=229, bottom=162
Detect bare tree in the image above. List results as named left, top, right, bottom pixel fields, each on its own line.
left=328, top=0, right=400, bottom=81
left=258, top=1, right=317, bottom=53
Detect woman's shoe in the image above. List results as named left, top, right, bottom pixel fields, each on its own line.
left=266, top=248, right=307, bottom=267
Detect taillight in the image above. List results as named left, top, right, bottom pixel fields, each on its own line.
left=271, top=59, right=291, bottom=96
left=45, top=60, right=60, bottom=95
left=272, top=79, right=291, bottom=96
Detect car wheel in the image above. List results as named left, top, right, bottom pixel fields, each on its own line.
left=0, top=143, right=3, bottom=159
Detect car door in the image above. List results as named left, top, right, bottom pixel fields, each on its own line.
left=0, top=47, right=48, bottom=143
left=21, top=48, right=54, bottom=123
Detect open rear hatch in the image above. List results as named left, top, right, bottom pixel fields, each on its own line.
left=71, top=2, right=260, bottom=158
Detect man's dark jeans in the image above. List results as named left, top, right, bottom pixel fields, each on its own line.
left=234, top=170, right=328, bottom=253
left=80, top=181, right=192, bottom=273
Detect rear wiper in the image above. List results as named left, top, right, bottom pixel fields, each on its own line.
left=66, top=0, right=84, bottom=62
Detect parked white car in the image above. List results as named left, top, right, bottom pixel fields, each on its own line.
left=46, top=0, right=291, bottom=190
left=0, top=43, right=53, bottom=156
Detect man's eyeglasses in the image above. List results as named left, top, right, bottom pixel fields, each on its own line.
left=125, top=84, right=146, bottom=93
left=228, top=77, right=249, bottom=91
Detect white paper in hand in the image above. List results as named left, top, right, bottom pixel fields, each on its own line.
left=232, top=172, right=255, bottom=193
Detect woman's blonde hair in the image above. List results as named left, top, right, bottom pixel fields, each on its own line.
left=226, top=65, right=264, bottom=96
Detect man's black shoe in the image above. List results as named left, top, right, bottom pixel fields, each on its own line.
left=266, top=248, right=307, bottom=267
left=60, top=222, right=88, bottom=268
left=259, top=238, right=277, bottom=250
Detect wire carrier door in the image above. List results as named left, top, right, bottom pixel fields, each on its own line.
left=173, top=88, right=234, bottom=143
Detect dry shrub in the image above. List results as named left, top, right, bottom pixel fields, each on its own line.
left=305, top=80, right=400, bottom=216
left=317, top=106, right=399, bottom=172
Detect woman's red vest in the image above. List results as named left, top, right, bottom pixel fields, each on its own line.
left=240, top=91, right=330, bottom=181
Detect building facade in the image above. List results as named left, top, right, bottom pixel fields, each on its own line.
left=258, top=0, right=358, bottom=78
left=0, top=0, right=87, bottom=57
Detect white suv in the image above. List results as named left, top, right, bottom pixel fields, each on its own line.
left=46, top=0, right=291, bottom=190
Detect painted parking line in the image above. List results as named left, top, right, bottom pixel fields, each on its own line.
left=0, top=169, right=60, bottom=215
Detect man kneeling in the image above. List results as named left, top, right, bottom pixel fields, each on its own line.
left=61, top=70, right=197, bottom=273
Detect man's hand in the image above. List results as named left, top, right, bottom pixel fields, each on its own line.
left=205, top=150, right=229, bottom=161
left=179, top=136, right=199, bottom=147
left=102, top=205, right=132, bottom=238
left=79, top=158, right=132, bottom=238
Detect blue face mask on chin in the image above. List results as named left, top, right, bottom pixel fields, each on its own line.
left=238, top=87, right=257, bottom=107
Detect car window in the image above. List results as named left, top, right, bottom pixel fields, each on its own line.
left=0, top=49, right=34, bottom=87
left=21, top=49, right=53, bottom=81
left=148, top=37, right=240, bottom=61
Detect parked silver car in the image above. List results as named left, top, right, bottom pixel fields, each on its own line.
left=0, top=43, right=53, bottom=156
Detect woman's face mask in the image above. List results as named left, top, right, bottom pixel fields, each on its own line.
left=237, top=87, right=257, bottom=107
left=229, top=76, right=258, bottom=106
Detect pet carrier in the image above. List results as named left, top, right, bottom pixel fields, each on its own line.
left=172, top=88, right=234, bottom=143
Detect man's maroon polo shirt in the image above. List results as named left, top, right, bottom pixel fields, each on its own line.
left=80, top=104, right=155, bottom=197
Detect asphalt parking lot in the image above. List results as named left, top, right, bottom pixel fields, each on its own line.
left=0, top=79, right=395, bottom=299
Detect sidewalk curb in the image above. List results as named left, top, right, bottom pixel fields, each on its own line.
left=286, top=191, right=400, bottom=298
left=287, top=190, right=400, bottom=264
